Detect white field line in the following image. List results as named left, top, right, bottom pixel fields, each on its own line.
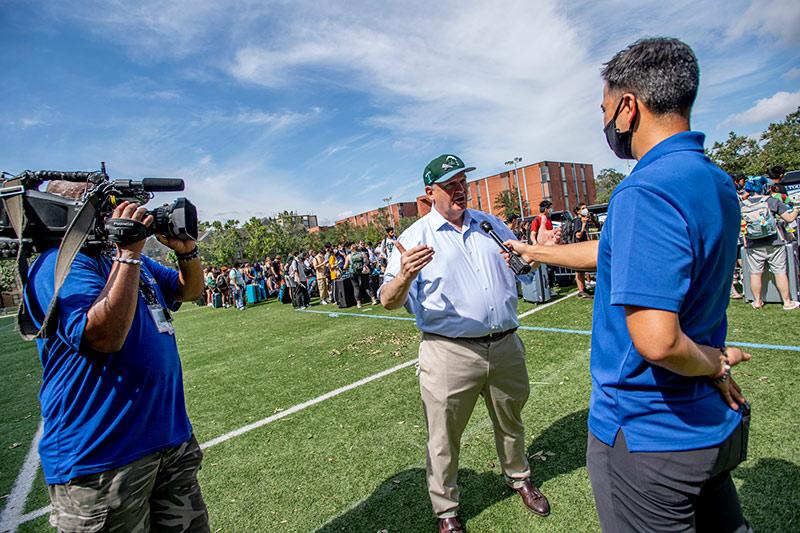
left=517, top=290, right=578, bottom=320
left=14, top=294, right=578, bottom=528
left=0, top=419, right=43, bottom=533
left=200, top=358, right=419, bottom=450
left=318, top=347, right=589, bottom=528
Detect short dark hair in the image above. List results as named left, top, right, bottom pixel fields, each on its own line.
left=385, top=226, right=394, bottom=233
left=767, top=165, right=785, bottom=180
left=539, top=200, right=552, bottom=213
left=602, top=37, right=699, bottom=116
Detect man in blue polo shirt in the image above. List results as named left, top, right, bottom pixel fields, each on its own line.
left=24, top=197, right=209, bottom=532
left=505, top=37, right=752, bottom=531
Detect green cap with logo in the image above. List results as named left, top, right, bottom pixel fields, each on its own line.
left=423, top=154, right=476, bottom=186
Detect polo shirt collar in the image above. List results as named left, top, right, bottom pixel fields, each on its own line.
left=632, top=130, right=706, bottom=173
left=427, top=204, right=474, bottom=232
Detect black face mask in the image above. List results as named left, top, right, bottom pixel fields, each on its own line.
left=604, top=97, right=636, bottom=160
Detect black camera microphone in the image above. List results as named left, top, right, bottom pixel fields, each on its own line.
left=479, top=221, right=531, bottom=275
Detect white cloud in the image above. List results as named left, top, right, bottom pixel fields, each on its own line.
left=25, top=0, right=800, bottom=216
left=724, top=90, right=800, bottom=125
left=726, top=0, right=800, bottom=46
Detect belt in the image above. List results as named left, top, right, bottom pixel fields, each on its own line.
left=428, top=327, right=518, bottom=343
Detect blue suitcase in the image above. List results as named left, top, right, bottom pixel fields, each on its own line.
left=212, top=292, right=223, bottom=308
left=246, top=284, right=259, bottom=304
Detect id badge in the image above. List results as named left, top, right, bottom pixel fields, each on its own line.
left=148, top=304, right=175, bottom=335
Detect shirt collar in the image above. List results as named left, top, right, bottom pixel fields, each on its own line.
left=427, top=204, right=474, bottom=232
left=632, top=130, right=706, bottom=174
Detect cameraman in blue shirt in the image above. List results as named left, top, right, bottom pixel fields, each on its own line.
left=24, top=198, right=209, bottom=532
left=505, top=38, right=752, bottom=532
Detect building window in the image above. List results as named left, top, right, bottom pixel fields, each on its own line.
left=476, top=184, right=483, bottom=210
left=559, top=164, right=566, bottom=181
left=466, top=184, right=472, bottom=202
left=541, top=181, right=551, bottom=199
left=580, top=166, right=587, bottom=199
left=541, top=165, right=550, bottom=182
left=572, top=163, right=579, bottom=204
left=501, top=173, right=510, bottom=190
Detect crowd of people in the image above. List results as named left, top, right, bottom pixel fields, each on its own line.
left=201, top=228, right=400, bottom=311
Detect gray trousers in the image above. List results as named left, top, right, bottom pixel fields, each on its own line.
left=587, top=425, right=750, bottom=533
left=419, top=332, right=531, bottom=518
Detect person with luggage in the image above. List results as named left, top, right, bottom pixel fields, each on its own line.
left=741, top=179, right=800, bottom=310
left=345, top=242, right=377, bottom=308
left=229, top=263, right=246, bottom=310
left=216, top=267, right=231, bottom=308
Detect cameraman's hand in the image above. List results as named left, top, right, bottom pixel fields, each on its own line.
left=156, top=234, right=196, bottom=255
left=113, top=201, right=153, bottom=257
left=395, top=241, right=434, bottom=283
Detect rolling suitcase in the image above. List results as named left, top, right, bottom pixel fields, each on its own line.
left=212, top=292, right=223, bottom=308
left=519, top=265, right=553, bottom=303
left=246, top=284, right=259, bottom=304
left=336, top=278, right=356, bottom=308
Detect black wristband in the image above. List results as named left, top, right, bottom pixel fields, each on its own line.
left=176, top=246, right=199, bottom=261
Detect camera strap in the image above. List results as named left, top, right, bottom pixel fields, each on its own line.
left=36, top=193, right=101, bottom=339
left=0, top=177, right=38, bottom=339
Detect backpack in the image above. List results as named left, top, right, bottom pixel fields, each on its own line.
left=350, top=252, right=366, bottom=275
left=741, top=196, right=777, bottom=240
left=216, top=274, right=228, bottom=290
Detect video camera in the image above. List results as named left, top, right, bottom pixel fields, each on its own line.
left=0, top=162, right=198, bottom=259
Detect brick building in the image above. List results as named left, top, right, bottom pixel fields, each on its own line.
left=416, top=160, right=595, bottom=218
left=336, top=201, right=418, bottom=228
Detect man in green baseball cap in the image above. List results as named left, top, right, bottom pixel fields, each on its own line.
left=380, top=153, right=551, bottom=533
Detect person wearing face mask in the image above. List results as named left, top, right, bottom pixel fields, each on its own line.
left=503, top=38, right=752, bottom=532
left=571, top=204, right=594, bottom=299
left=379, top=154, right=559, bottom=533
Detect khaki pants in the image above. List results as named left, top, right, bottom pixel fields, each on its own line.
left=48, top=435, right=209, bottom=533
left=419, top=332, right=531, bottom=518
left=318, top=276, right=330, bottom=301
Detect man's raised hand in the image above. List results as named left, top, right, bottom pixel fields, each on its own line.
left=395, top=241, right=434, bottom=282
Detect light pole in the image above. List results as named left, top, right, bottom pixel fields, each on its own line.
left=382, top=196, right=393, bottom=225
left=504, top=157, right=524, bottom=217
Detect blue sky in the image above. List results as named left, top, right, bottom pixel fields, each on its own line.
left=1, top=0, right=798, bottom=224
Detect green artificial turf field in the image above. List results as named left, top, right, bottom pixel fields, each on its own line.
left=1, top=287, right=798, bottom=532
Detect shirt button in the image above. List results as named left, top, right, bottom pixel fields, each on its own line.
left=484, top=287, right=488, bottom=291
left=476, top=267, right=480, bottom=272
left=489, top=306, right=494, bottom=311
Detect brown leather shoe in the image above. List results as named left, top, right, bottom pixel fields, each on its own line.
left=515, top=480, right=550, bottom=517
left=438, top=516, right=466, bottom=533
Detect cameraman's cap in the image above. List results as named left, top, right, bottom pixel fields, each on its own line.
left=423, top=154, right=475, bottom=186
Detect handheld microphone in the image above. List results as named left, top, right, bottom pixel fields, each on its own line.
left=479, top=221, right=532, bottom=275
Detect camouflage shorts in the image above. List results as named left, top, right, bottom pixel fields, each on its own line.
left=48, top=434, right=210, bottom=533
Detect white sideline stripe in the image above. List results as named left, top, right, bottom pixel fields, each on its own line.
left=200, top=359, right=419, bottom=450
left=517, top=290, right=578, bottom=320
left=16, top=292, right=579, bottom=527
left=0, top=419, right=43, bottom=533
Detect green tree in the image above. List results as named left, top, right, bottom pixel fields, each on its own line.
left=0, top=260, right=19, bottom=293
left=757, top=107, right=800, bottom=171
left=707, top=131, right=762, bottom=176
left=594, top=168, right=626, bottom=203
left=493, top=187, right=527, bottom=218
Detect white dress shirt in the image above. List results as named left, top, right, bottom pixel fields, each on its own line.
left=380, top=206, right=520, bottom=338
